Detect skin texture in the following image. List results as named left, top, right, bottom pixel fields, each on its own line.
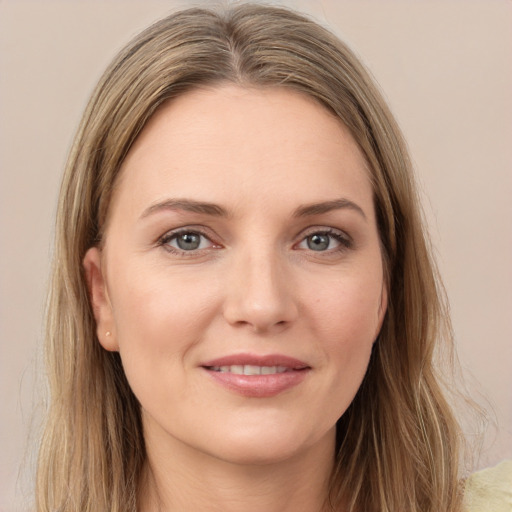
left=84, top=85, right=387, bottom=511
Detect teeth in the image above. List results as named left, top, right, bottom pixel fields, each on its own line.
left=244, top=365, right=261, bottom=375
left=210, top=365, right=290, bottom=375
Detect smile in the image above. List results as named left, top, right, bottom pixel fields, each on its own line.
left=201, top=354, right=310, bottom=398
left=208, top=365, right=291, bottom=375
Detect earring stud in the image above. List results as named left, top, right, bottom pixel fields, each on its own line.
left=105, top=331, right=112, bottom=337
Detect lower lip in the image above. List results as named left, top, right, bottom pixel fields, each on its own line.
left=203, top=368, right=310, bottom=398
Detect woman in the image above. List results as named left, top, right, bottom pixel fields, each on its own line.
left=36, top=4, right=466, bottom=511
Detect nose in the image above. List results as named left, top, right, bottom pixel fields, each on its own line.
left=222, top=248, right=299, bottom=334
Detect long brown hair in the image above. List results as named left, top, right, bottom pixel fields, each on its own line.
left=37, top=4, right=463, bottom=511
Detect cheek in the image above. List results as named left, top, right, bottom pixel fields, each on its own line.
left=108, top=262, right=220, bottom=363
left=307, top=267, right=383, bottom=390
left=107, top=265, right=224, bottom=417
left=312, top=268, right=384, bottom=341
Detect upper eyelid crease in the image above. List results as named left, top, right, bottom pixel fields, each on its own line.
left=300, top=225, right=350, bottom=236
left=158, top=225, right=351, bottom=244
left=159, top=228, right=214, bottom=243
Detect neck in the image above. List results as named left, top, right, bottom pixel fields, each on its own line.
left=138, top=426, right=336, bottom=512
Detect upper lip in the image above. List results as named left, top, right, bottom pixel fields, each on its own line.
left=201, top=353, right=310, bottom=370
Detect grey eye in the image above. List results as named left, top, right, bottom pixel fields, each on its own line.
left=175, top=232, right=202, bottom=250
left=160, top=229, right=216, bottom=254
left=306, top=234, right=330, bottom=251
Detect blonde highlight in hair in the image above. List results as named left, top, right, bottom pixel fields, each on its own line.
left=37, top=4, right=464, bottom=511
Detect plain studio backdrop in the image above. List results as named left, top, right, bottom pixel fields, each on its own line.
left=0, top=1, right=511, bottom=509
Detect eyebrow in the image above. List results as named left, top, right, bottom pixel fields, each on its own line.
left=140, top=198, right=228, bottom=219
left=293, top=198, right=367, bottom=221
left=140, top=197, right=366, bottom=221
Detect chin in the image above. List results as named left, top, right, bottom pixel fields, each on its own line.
left=200, top=422, right=334, bottom=467
left=210, top=440, right=306, bottom=466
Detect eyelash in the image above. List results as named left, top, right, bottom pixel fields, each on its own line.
left=297, top=228, right=353, bottom=253
left=158, top=228, right=217, bottom=255
left=157, top=227, right=353, bottom=256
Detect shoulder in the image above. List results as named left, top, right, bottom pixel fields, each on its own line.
left=463, top=460, right=512, bottom=512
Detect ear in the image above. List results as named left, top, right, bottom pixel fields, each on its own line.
left=83, top=247, right=119, bottom=351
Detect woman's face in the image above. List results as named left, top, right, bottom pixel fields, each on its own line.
left=84, top=85, right=387, bottom=466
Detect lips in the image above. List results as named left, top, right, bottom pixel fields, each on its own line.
left=200, top=353, right=310, bottom=398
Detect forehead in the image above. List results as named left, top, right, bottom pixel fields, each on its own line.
left=110, top=84, right=373, bottom=221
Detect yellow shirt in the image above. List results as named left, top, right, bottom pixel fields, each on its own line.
left=464, top=460, right=512, bottom=512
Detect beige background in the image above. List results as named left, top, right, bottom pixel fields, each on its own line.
left=1, top=0, right=511, bottom=509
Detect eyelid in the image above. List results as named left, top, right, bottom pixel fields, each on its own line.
left=294, top=226, right=353, bottom=251
left=297, top=226, right=352, bottom=242
left=157, top=226, right=222, bottom=254
left=155, top=224, right=353, bottom=256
